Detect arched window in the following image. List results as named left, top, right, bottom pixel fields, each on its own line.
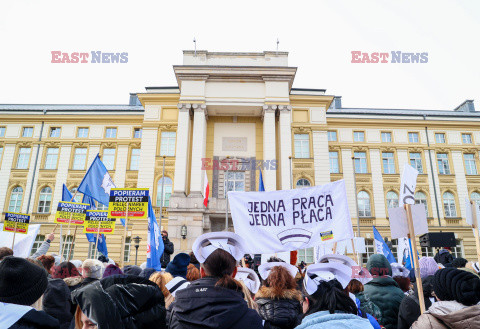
left=157, top=177, right=172, bottom=207
left=296, top=179, right=311, bottom=188
left=9, top=187, right=23, bottom=212
left=443, top=192, right=457, bottom=218
left=415, top=191, right=428, bottom=216
left=471, top=192, right=480, bottom=205
left=358, top=191, right=372, bottom=217
left=386, top=191, right=399, bottom=209
left=38, top=187, right=52, bottom=213
left=70, top=187, right=83, bottom=203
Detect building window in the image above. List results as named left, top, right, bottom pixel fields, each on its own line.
left=354, top=152, right=368, bottom=173
left=22, top=127, right=33, bottom=138
left=329, top=151, right=340, bottom=174
left=70, top=187, right=82, bottom=203
left=437, top=153, right=451, bottom=175
left=38, top=187, right=52, bottom=213
left=130, top=149, right=140, bottom=170
left=160, top=131, right=176, bottom=156
left=62, top=236, right=74, bottom=260
left=9, top=187, right=23, bottom=212
left=124, top=237, right=131, bottom=263
left=415, top=191, right=428, bottom=216
left=294, top=134, right=310, bottom=158
left=451, top=240, right=463, bottom=258
left=50, top=127, right=61, bottom=138
left=77, top=128, right=89, bottom=138
left=30, top=235, right=45, bottom=256
left=72, top=148, right=87, bottom=170
left=381, top=132, right=392, bottom=143
left=435, top=133, right=446, bottom=144
left=298, top=248, right=314, bottom=264
left=296, top=179, right=311, bottom=188
left=443, top=192, right=457, bottom=218
left=44, top=148, right=59, bottom=169
left=408, top=132, right=419, bottom=143
left=102, top=148, right=116, bottom=171
left=386, top=191, right=399, bottom=209
left=0, top=127, right=5, bottom=137
left=96, top=202, right=108, bottom=210
left=134, top=128, right=142, bottom=138
left=464, top=154, right=477, bottom=175
left=471, top=192, right=480, bottom=205
left=354, top=131, right=365, bottom=142
left=462, top=133, right=472, bottom=144
left=362, top=239, right=375, bottom=265
left=224, top=171, right=245, bottom=198
left=17, top=147, right=31, bottom=169
left=156, top=176, right=172, bottom=207
left=382, top=152, right=396, bottom=174
left=105, top=128, right=117, bottom=138
left=409, top=152, right=423, bottom=173
left=327, top=131, right=337, bottom=142
left=358, top=191, right=372, bottom=217
left=87, top=242, right=96, bottom=259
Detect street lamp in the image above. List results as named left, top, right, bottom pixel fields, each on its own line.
left=181, top=225, right=187, bottom=239
left=133, top=236, right=142, bottom=265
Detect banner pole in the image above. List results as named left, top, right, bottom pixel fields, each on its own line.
left=67, top=226, right=77, bottom=262
left=94, top=220, right=101, bottom=260
left=405, top=204, right=426, bottom=314
left=333, top=242, right=337, bottom=254
left=470, top=201, right=480, bottom=264
left=11, top=222, right=17, bottom=249
left=121, top=202, right=129, bottom=267
left=59, top=192, right=78, bottom=257
left=61, top=212, right=73, bottom=261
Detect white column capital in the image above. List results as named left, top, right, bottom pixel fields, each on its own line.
left=177, top=103, right=192, bottom=112
left=192, top=103, right=208, bottom=118
left=278, top=105, right=292, bottom=112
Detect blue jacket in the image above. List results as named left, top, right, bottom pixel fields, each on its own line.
left=295, top=311, right=373, bottom=329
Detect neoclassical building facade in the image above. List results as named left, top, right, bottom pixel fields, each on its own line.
left=0, top=50, right=478, bottom=264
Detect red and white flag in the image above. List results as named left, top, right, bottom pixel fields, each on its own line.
left=203, top=171, right=209, bottom=207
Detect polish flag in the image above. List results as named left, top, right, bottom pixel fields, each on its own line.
left=203, top=171, right=209, bottom=207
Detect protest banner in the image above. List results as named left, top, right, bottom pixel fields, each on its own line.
left=83, top=211, right=116, bottom=235
left=55, top=201, right=89, bottom=260
left=229, top=179, right=353, bottom=254
left=466, top=199, right=480, bottom=264
left=3, top=212, right=30, bottom=248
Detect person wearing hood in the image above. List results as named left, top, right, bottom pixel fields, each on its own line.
left=434, top=247, right=454, bottom=266
left=296, top=262, right=373, bottom=329
left=356, top=254, right=404, bottom=329
left=166, top=253, right=190, bottom=279
left=411, top=267, right=480, bottom=329
left=160, top=230, right=174, bottom=268
left=168, top=232, right=263, bottom=329
left=71, top=275, right=166, bottom=329
left=255, top=262, right=303, bottom=329
left=0, top=256, right=60, bottom=329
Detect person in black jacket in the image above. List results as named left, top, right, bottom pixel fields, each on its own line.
left=168, top=232, right=263, bottom=329
left=42, top=278, right=72, bottom=329
left=434, top=247, right=454, bottom=265
left=397, top=275, right=435, bottom=329
left=160, top=230, right=174, bottom=268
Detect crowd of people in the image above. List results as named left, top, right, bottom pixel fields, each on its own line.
left=1, top=232, right=479, bottom=329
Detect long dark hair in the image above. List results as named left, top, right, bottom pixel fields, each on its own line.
left=202, top=249, right=241, bottom=291
left=303, top=278, right=358, bottom=316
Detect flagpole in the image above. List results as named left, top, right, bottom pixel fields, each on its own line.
left=94, top=220, right=101, bottom=259
left=11, top=222, right=17, bottom=249
left=67, top=226, right=77, bottom=261
left=121, top=202, right=129, bottom=267
left=61, top=211, right=74, bottom=260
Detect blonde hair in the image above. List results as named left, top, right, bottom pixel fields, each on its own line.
left=149, top=272, right=170, bottom=298
left=162, top=271, right=174, bottom=284
left=237, top=280, right=258, bottom=311
left=74, top=306, right=82, bottom=329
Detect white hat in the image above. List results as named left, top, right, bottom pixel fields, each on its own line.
left=235, top=267, right=261, bottom=294
left=317, top=254, right=358, bottom=268
left=258, top=262, right=298, bottom=280
left=390, top=262, right=410, bottom=278
left=303, top=263, right=352, bottom=295
left=192, top=232, right=246, bottom=263
left=165, top=276, right=190, bottom=297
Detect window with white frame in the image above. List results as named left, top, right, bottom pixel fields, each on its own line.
left=62, top=236, right=74, bottom=260
left=124, top=237, right=131, bottom=262
left=443, top=192, right=457, bottom=217
left=408, top=132, right=419, bottom=143
left=462, top=133, right=472, bottom=144
left=409, top=152, right=423, bottom=173
left=298, top=248, right=315, bottom=264
left=471, top=192, right=480, bottom=205
left=105, top=128, right=117, bottom=138
left=329, top=151, right=340, bottom=173
left=17, top=147, right=31, bottom=169
left=157, top=177, right=173, bottom=207
left=386, top=191, right=399, bottom=209
left=9, top=187, right=23, bottom=212
left=294, top=134, right=310, bottom=158
left=435, top=133, right=446, bottom=144
left=102, top=148, right=116, bottom=170
left=437, top=153, right=451, bottom=175
left=354, top=152, right=368, bottom=173
left=451, top=239, right=463, bottom=258
left=464, top=154, right=477, bottom=175
left=22, top=127, right=33, bottom=138
left=30, top=235, right=45, bottom=256
left=381, top=132, right=392, bottom=143
left=358, top=191, right=372, bottom=217
left=0, top=127, right=5, bottom=137
left=327, top=131, right=337, bottom=142
left=160, top=131, right=176, bottom=156
left=382, top=152, right=396, bottom=174
left=77, top=128, right=89, bottom=138
left=224, top=172, right=245, bottom=197
left=296, top=179, right=311, bottom=188
left=87, top=242, right=96, bottom=259
left=354, top=131, right=365, bottom=142
left=44, top=148, right=59, bottom=169
left=134, top=128, right=142, bottom=139
left=49, top=127, right=61, bottom=138
left=362, top=239, right=375, bottom=265
left=72, top=148, right=87, bottom=170
left=38, top=187, right=52, bottom=213
left=415, top=191, right=428, bottom=216
left=130, top=149, right=140, bottom=170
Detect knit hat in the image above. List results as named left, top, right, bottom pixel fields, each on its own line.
left=102, top=264, right=123, bottom=278
left=433, top=268, right=480, bottom=306
left=82, top=259, right=103, bottom=279
left=419, top=257, right=439, bottom=278
left=123, top=265, right=142, bottom=276
left=166, top=253, right=191, bottom=278
left=0, top=256, right=48, bottom=306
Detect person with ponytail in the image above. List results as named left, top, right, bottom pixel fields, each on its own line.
left=296, top=263, right=373, bottom=329
left=168, top=232, right=263, bottom=329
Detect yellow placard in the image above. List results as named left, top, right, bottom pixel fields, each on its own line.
left=54, top=201, right=89, bottom=225
left=83, top=211, right=116, bottom=235
left=3, top=212, right=30, bottom=234
left=108, top=188, right=149, bottom=219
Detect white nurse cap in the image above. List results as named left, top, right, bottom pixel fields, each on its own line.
left=235, top=267, right=261, bottom=294
left=192, top=232, right=246, bottom=263
left=258, top=262, right=298, bottom=280
left=303, top=262, right=352, bottom=295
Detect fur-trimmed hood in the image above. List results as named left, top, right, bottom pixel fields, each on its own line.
left=255, top=286, right=303, bottom=302
left=63, top=276, right=83, bottom=287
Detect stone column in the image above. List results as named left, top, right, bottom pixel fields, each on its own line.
left=137, top=128, right=158, bottom=192
left=278, top=105, right=292, bottom=189
left=452, top=150, right=468, bottom=218
left=263, top=105, right=277, bottom=191
left=173, top=103, right=192, bottom=195
left=313, top=131, right=330, bottom=185
left=189, top=104, right=207, bottom=195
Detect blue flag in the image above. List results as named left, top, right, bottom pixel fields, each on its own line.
left=83, top=191, right=108, bottom=258
left=373, top=226, right=396, bottom=264
left=259, top=170, right=265, bottom=192
left=404, top=239, right=419, bottom=270
left=62, top=184, right=73, bottom=201
left=146, top=196, right=164, bottom=270
left=78, top=154, right=115, bottom=207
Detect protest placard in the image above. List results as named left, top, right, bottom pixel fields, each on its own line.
left=3, top=212, right=30, bottom=234
left=83, top=211, right=116, bottom=234
left=388, top=204, right=428, bottom=239
left=229, top=179, right=353, bottom=254
left=54, top=201, right=89, bottom=225
left=108, top=188, right=149, bottom=219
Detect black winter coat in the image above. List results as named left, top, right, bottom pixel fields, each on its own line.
left=434, top=249, right=454, bottom=266
left=397, top=276, right=435, bottom=329
left=43, top=278, right=72, bottom=329
left=255, top=286, right=303, bottom=329
left=168, top=277, right=263, bottom=329
left=160, top=238, right=174, bottom=268
left=71, top=275, right=166, bottom=329
left=9, top=309, right=59, bottom=329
